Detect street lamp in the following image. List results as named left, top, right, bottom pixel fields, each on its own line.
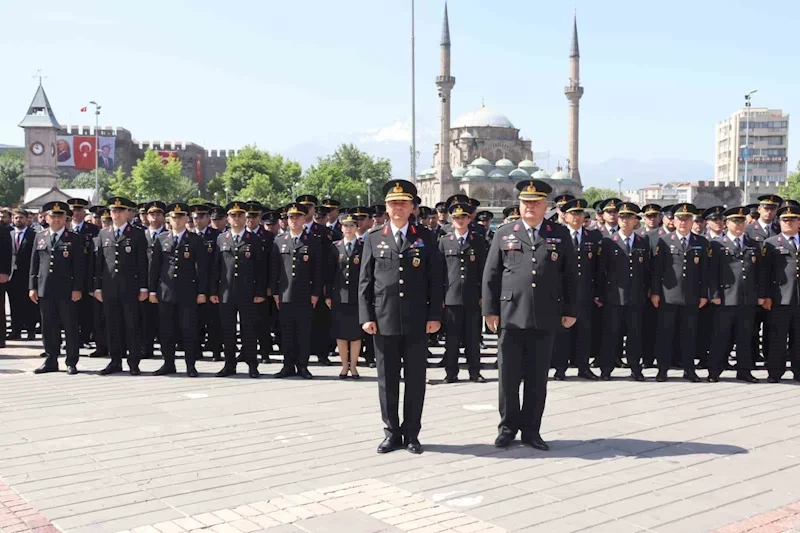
left=225, top=186, right=230, bottom=204
left=616, top=177, right=623, bottom=197
left=365, top=178, right=373, bottom=205
left=89, top=101, right=101, bottom=202
left=742, top=89, right=758, bottom=203
left=356, top=195, right=361, bottom=206
left=293, top=182, right=300, bottom=197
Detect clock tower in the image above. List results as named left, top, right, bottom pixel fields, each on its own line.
left=18, top=81, right=61, bottom=194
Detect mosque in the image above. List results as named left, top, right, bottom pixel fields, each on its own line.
left=416, top=5, right=585, bottom=207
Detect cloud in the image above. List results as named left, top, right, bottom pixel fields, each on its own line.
left=361, top=120, right=412, bottom=144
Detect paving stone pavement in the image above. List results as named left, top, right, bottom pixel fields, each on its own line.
left=3, top=337, right=800, bottom=533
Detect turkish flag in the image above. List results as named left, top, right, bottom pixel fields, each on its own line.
left=73, top=136, right=96, bottom=170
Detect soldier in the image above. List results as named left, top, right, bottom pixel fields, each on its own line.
left=263, top=211, right=280, bottom=235
left=707, top=207, right=762, bottom=383
left=704, top=206, right=725, bottom=241
left=595, top=202, right=650, bottom=381
left=30, top=202, right=86, bottom=374
left=763, top=205, right=800, bottom=383
left=149, top=203, right=208, bottom=377
left=94, top=197, right=149, bottom=376
left=359, top=180, right=443, bottom=454
left=192, top=204, right=221, bottom=361
left=88, top=207, right=110, bottom=357
left=435, top=202, right=449, bottom=228
left=598, top=198, right=621, bottom=237
left=66, top=198, right=99, bottom=347
left=245, top=202, right=276, bottom=364
left=637, top=203, right=662, bottom=236
left=484, top=180, right=577, bottom=451
left=330, top=212, right=363, bottom=378
left=270, top=203, right=323, bottom=379
left=552, top=198, right=601, bottom=380
left=141, top=201, right=167, bottom=359
left=440, top=202, right=487, bottom=383
left=692, top=212, right=707, bottom=236
left=502, top=205, right=520, bottom=224
left=322, top=198, right=343, bottom=235
left=372, top=204, right=388, bottom=227
left=210, top=205, right=228, bottom=232
left=745, top=204, right=759, bottom=225
left=553, top=194, right=575, bottom=225
left=697, top=206, right=726, bottom=370
left=353, top=207, right=374, bottom=241
left=651, top=203, right=709, bottom=382
left=475, top=211, right=495, bottom=242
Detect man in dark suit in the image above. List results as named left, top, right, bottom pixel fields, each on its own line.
left=67, top=198, right=100, bottom=347
left=484, top=180, right=577, bottom=451
left=149, top=203, right=208, bottom=377
left=0, top=220, right=11, bottom=348
left=97, top=145, right=114, bottom=169
left=193, top=204, right=221, bottom=361
left=245, top=201, right=275, bottom=364
left=359, top=180, right=443, bottom=455
left=8, top=209, right=37, bottom=340
left=94, top=197, right=149, bottom=375
left=30, top=202, right=86, bottom=374
left=141, top=201, right=167, bottom=359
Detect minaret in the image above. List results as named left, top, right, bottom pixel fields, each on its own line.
left=19, top=80, right=61, bottom=195
left=435, top=2, right=456, bottom=202
left=564, top=11, right=584, bottom=187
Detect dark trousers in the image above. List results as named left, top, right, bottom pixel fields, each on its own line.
left=256, top=300, right=272, bottom=357
left=696, top=304, right=714, bottom=366
left=443, top=305, right=481, bottom=376
left=641, top=301, right=658, bottom=366
left=767, top=305, right=800, bottom=378
left=553, top=304, right=592, bottom=372
left=655, top=303, right=698, bottom=372
left=159, top=301, right=199, bottom=368
left=77, top=292, right=94, bottom=344
left=40, top=298, right=79, bottom=367
left=94, top=299, right=107, bottom=351
left=199, top=301, right=221, bottom=355
left=279, top=302, right=312, bottom=369
left=362, top=332, right=375, bottom=363
left=497, top=328, right=553, bottom=437
left=711, top=306, right=755, bottom=376
left=140, top=301, right=158, bottom=356
left=310, top=302, right=332, bottom=357
left=105, top=296, right=141, bottom=367
left=753, top=308, right=770, bottom=362
left=220, top=302, right=257, bottom=367
left=590, top=306, right=603, bottom=364
left=602, top=305, right=643, bottom=372
left=373, top=333, right=427, bottom=439
left=8, top=275, right=36, bottom=334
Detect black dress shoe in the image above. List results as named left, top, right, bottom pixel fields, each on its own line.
left=767, top=376, right=780, bottom=383
left=216, top=366, right=236, bottom=377
left=297, top=367, right=313, bottom=379
left=737, top=373, right=758, bottom=383
left=631, top=371, right=645, bottom=382
left=339, top=371, right=349, bottom=379
left=369, top=361, right=377, bottom=368
left=377, top=435, right=404, bottom=454
left=494, top=432, right=514, bottom=448
left=553, top=369, right=566, bottom=381
left=656, top=371, right=668, bottom=382
left=34, top=364, right=58, bottom=374
left=153, top=364, right=177, bottom=376
left=273, top=366, right=296, bottom=378
left=248, top=367, right=260, bottom=378
left=66, top=365, right=78, bottom=375
left=187, top=366, right=199, bottom=378
left=444, top=374, right=458, bottom=383
left=469, top=373, right=486, bottom=383
left=26, top=331, right=35, bottom=341
left=99, top=363, right=122, bottom=375
left=683, top=372, right=700, bottom=383
left=89, top=349, right=107, bottom=358
left=577, top=369, right=599, bottom=381
left=600, top=371, right=611, bottom=381
left=521, top=434, right=549, bottom=451
left=318, top=356, right=332, bottom=366
left=406, top=439, right=423, bottom=454
left=129, top=366, right=141, bottom=376
left=707, top=375, right=720, bottom=383
left=39, top=351, right=47, bottom=358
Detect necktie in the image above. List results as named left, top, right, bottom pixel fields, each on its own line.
left=396, top=230, right=403, bottom=249
left=459, top=236, right=465, bottom=248
left=528, top=228, right=534, bottom=243
left=174, top=235, right=179, bottom=249
left=293, top=236, right=299, bottom=247
left=572, top=232, right=579, bottom=250
left=234, top=234, right=240, bottom=245
left=681, top=236, right=687, bottom=252
left=734, top=238, right=742, bottom=254
left=346, top=241, right=352, bottom=256
left=622, top=236, right=630, bottom=252
left=115, top=229, right=121, bottom=240
left=15, top=232, right=21, bottom=251
left=51, top=232, right=58, bottom=247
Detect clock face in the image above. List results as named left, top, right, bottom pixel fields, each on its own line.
left=30, top=142, right=44, bottom=156
left=50, top=142, right=56, bottom=157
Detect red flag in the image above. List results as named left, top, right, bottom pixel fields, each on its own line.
left=73, top=136, right=96, bottom=170
left=80, top=107, right=87, bottom=112
left=158, top=151, right=178, bottom=166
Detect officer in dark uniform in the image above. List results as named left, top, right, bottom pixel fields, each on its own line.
left=67, top=198, right=99, bottom=347
left=210, top=205, right=228, bottom=233
left=598, top=198, right=622, bottom=237
left=651, top=203, right=709, bottom=382
left=245, top=201, right=276, bottom=364
left=141, top=201, right=167, bottom=359
left=695, top=206, right=726, bottom=370
left=429, top=205, right=448, bottom=240
left=192, top=204, right=221, bottom=361
left=322, top=198, right=342, bottom=235
left=30, top=202, right=86, bottom=374
left=475, top=211, right=495, bottom=242
left=595, top=202, right=650, bottom=381
left=763, top=205, right=800, bottom=382
left=553, top=194, right=575, bottom=225
left=502, top=205, right=520, bottom=224
left=94, top=197, right=149, bottom=375
left=439, top=202, right=487, bottom=383
left=483, top=179, right=577, bottom=451
left=359, top=180, right=443, bottom=455
left=641, top=205, right=672, bottom=367
left=89, top=207, right=110, bottom=357
left=707, top=206, right=762, bottom=382
left=636, top=203, right=662, bottom=237
left=552, top=198, right=601, bottom=380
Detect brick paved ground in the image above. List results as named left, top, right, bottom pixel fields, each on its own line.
left=2, top=336, right=800, bottom=533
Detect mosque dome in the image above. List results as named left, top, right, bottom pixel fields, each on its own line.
left=532, top=169, right=551, bottom=180
left=464, top=168, right=487, bottom=179
left=459, top=131, right=474, bottom=139
left=469, top=156, right=493, bottom=169
left=550, top=169, right=572, bottom=180
left=452, top=166, right=468, bottom=178
left=509, top=168, right=530, bottom=178
left=453, top=104, right=515, bottom=129
left=421, top=167, right=436, bottom=177
left=495, top=158, right=515, bottom=170
left=488, top=168, right=509, bottom=178
left=518, top=159, right=538, bottom=171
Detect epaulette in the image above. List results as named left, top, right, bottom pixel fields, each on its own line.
left=368, top=224, right=386, bottom=234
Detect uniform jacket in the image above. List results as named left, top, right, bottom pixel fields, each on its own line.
left=709, top=234, right=764, bottom=306
left=306, top=221, right=334, bottom=290
left=29, top=229, right=86, bottom=298
left=646, top=227, right=670, bottom=255
left=746, top=220, right=780, bottom=244
left=596, top=231, right=650, bottom=306
left=565, top=226, right=602, bottom=306
left=330, top=238, right=362, bottom=305
left=651, top=232, right=709, bottom=306
left=196, top=226, right=220, bottom=285
left=94, top=224, right=148, bottom=298
left=270, top=231, right=323, bottom=304
left=210, top=230, right=266, bottom=304
left=439, top=229, right=487, bottom=309
left=482, top=219, right=577, bottom=331
left=762, top=234, right=800, bottom=306
left=148, top=231, right=209, bottom=303
left=358, top=222, right=443, bottom=335
left=145, top=226, right=168, bottom=262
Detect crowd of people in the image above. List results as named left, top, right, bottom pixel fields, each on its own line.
left=2, top=179, right=798, bottom=453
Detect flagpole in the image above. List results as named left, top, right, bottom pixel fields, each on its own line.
left=410, top=0, right=416, bottom=183
left=89, top=101, right=101, bottom=202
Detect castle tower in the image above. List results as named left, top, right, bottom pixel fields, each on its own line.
left=18, top=81, right=61, bottom=194
left=434, top=2, right=456, bottom=202
left=564, top=12, right=584, bottom=186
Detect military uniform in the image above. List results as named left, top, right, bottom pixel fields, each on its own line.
left=331, top=237, right=363, bottom=341
left=249, top=223, right=275, bottom=363
left=299, top=202, right=334, bottom=364
left=141, top=209, right=168, bottom=359
left=643, top=224, right=672, bottom=367
left=68, top=198, right=100, bottom=347
left=195, top=222, right=221, bottom=360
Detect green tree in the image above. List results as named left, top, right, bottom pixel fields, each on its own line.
left=778, top=161, right=800, bottom=201
left=58, top=169, right=113, bottom=199
left=108, top=150, right=197, bottom=202
left=239, top=172, right=289, bottom=208
left=300, top=143, right=391, bottom=206
left=207, top=146, right=301, bottom=204
left=0, top=151, right=24, bottom=206
left=582, top=187, right=620, bottom=208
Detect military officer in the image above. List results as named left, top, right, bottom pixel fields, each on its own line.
left=30, top=202, right=86, bottom=374
left=330, top=212, right=364, bottom=378
left=595, top=202, right=650, bottom=381
left=707, top=206, right=762, bottom=382
left=192, top=204, right=221, bottom=361
left=322, top=198, right=342, bottom=235
left=642, top=205, right=674, bottom=368
left=141, top=201, right=167, bottom=359
left=270, top=203, right=323, bottom=379
left=598, top=198, right=622, bottom=237
left=651, top=203, right=709, bottom=382
left=483, top=179, right=577, bottom=451
left=94, top=197, right=149, bottom=375
left=552, top=198, right=601, bottom=380
left=88, top=207, right=110, bottom=357
left=245, top=201, right=276, bottom=364
left=502, top=205, right=520, bottom=224
left=67, top=198, right=99, bottom=347
left=637, top=203, right=662, bottom=236
left=359, top=180, right=443, bottom=455
left=696, top=206, right=726, bottom=370
left=372, top=204, right=388, bottom=227
left=147, top=203, right=208, bottom=376
left=475, top=211, right=495, bottom=242
left=553, top=194, right=575, bottom=225
left=762, top=205, right=800, bottom=382
left=439, top=202, right=487, bottom=383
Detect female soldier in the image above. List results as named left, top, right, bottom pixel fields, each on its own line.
left=331, top=212, right=363, bottom=379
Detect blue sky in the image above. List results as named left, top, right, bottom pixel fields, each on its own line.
left=1, top=0, right=797, bottom=185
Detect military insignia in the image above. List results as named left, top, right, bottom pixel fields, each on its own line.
left=63, top=250, right=69, bottom=258
left=588, top=252, right=593, bottom=259
left=694, top=256, right=699, bottom=264
left=639, top=256, right=643, bottom=263
left=656, top=245, right=660, bottom=254
left=551, top=252, right=559, bottom=262
left=470, top=255, right=476, bottom=262
left=762, top=248, right=767, bottom=256
left=184, top=251, right=190, bottom=259
left=412, top=257, right=421, bottom=267
left=752, top=256, right=757, bottom=263
left=707, top=248, right=712, bottom=258
left=354, top=256, right=360, bottom=265
left=303, top=255, right=309, bottom=262
left=339, top=254, right=345, bottom=260
left=245, top=251, right=251, bottom=258
left=37, top=241, right=46, bottom=250
left=125, top=246, right=131, bottom=253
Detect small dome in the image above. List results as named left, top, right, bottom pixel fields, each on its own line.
left=532, top=169, right=551, bottom=180
left=488, top=168, right=509, bottom=178
left=459, top=131, right=474, bottom=139
left=452, top=166, right=467, bottom=178
left=470, top=156, right=492, bottom=167
left=453, top=104, right=515, bottom=129
left=518, top=159, right=537, bottom=170
left=550, top=170, right=572, bottom=181
left=421, top=167, right=436, bottom=176
left=509, top=168, right=530, bottom=178
left=464, top=168, right=487, bottom=178
left=495, top=158, right=515, bottom=169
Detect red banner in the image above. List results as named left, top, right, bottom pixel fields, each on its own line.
left=158, top=151, right=178, bottom=166
left=73, top=136, right=96, bottom=170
